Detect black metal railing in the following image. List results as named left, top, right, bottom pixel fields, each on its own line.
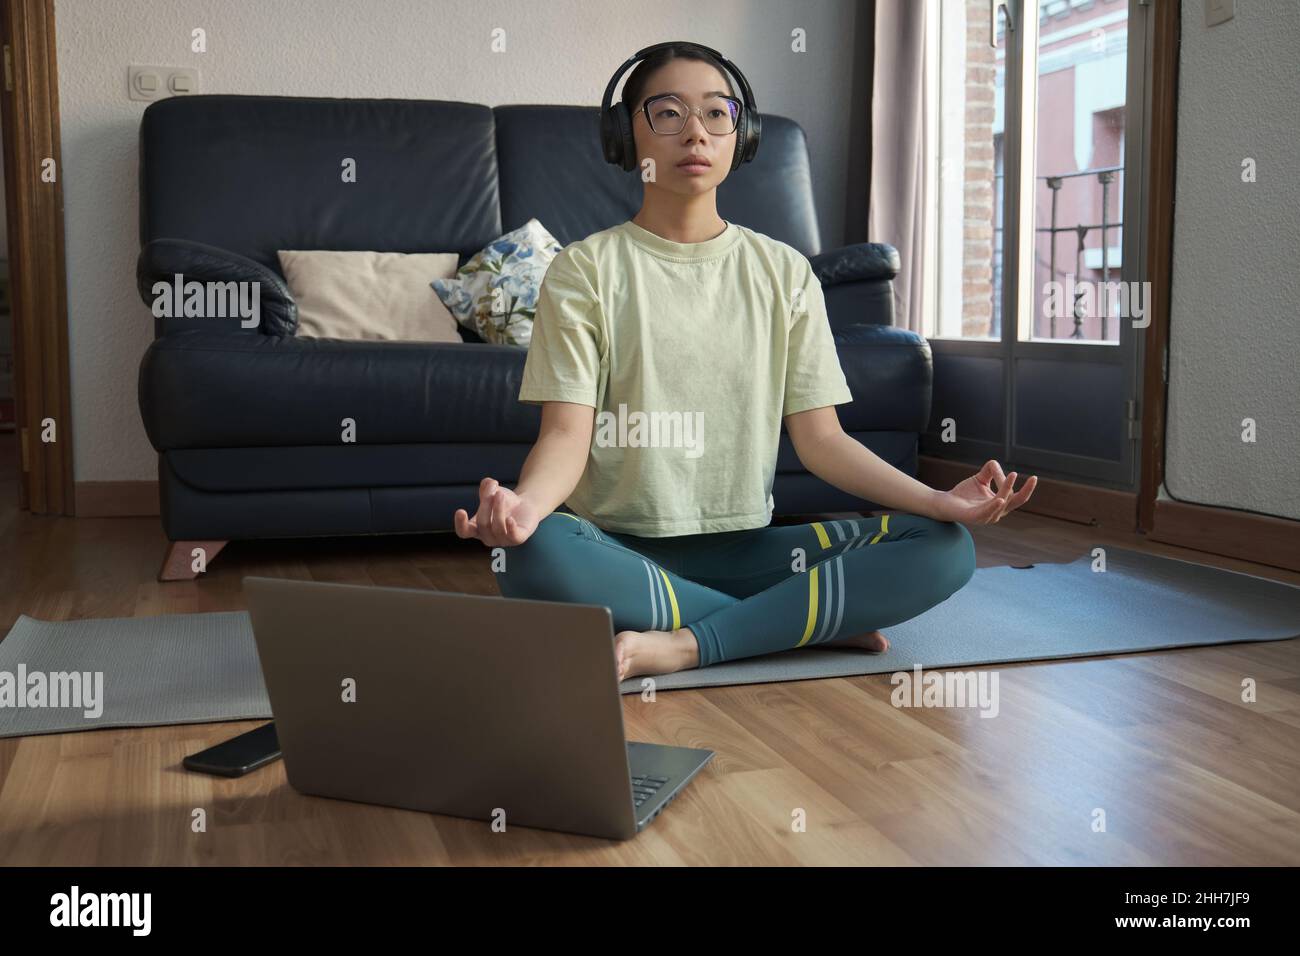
left=989, top=164, right=1125, bottom=340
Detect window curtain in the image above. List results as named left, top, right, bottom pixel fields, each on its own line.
left=867, top=0, right=930, bottom=334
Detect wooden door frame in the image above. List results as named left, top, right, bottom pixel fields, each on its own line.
left=1136, top=0, right=1179, bottom=536
left=0, top=0, right=73, bottom=515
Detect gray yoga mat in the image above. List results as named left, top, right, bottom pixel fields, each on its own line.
left=0, top=610, right=268, bottom=738
left=2, top=546, right=1298, bottom=737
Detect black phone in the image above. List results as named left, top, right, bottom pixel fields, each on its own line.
left=183, top=722, right=281, bottom=777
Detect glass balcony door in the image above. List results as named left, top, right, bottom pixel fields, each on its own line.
left=921, top=0, right=1152, bottom=490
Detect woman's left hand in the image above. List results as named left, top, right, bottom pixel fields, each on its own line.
left=929, top=459, right=1037, bottom=525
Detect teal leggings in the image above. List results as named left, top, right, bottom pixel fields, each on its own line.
left=492, top=508, right=977, bottom=668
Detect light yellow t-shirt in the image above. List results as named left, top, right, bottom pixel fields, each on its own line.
left=517, top=218, right=853, bottom=537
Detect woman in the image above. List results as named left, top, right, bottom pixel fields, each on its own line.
left=455, top=43, right=1037, bottom=681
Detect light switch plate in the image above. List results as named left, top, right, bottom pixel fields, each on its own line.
left=129, top=65, right=199, bottom=102
left=1206, top=0, right=1234, bottom=27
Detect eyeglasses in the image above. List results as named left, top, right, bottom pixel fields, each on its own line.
left=637, top=93, right=742, bottom=136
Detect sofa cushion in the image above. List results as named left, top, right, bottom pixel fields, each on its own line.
left=167, top=443, right=533, bottom=491
left=139, top=95, right=504, bottom=271
left=277, top=249, right=462, bottom=342
left=139, top=330, right=540, bottom=450
left=160, top=429, right=917, bottom=495
left=493, top=106, right=823, bottom=254
left=139, top=325, right=932, bottom=453
left=431, top=218, right=562, bottom=347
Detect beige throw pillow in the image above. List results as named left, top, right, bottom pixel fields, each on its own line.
left=277, top=250, right=463, bottom=342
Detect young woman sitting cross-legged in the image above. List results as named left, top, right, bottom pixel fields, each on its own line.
left=455, top=43, right=1037, bottom=681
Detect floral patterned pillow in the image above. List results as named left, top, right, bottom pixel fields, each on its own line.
left=431, top=218, right=563, bottom=347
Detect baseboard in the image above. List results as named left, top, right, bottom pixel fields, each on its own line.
left=918, top=455, right=1137, bottom=530
left=1149, top=498, right=1300, bottom=574
left=75, top=480, right=160, bottom=517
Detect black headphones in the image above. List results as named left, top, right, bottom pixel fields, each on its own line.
left=599, top=41, right=761, bottom=173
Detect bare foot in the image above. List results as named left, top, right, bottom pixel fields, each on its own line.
left=614, top=627, right=700, bottom=681
left=822, top=629, right=890, bottom=653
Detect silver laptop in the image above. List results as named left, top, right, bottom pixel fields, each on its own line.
left=242, top=575, right=713, bottom=841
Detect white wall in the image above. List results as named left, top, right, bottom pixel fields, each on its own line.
left=53, top=0, right=862, bottom=483
left=1163, top=0, right=1300, bottom=521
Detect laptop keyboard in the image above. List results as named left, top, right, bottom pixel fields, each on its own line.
left=632, top=774, right=670, bottom=809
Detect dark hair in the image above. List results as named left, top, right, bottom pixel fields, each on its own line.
left=621, top=44, right=737, bottom=114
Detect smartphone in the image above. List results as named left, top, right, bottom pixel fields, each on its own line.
left=183, top=722, right=281, bottom=777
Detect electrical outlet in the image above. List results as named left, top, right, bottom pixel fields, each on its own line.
left=128, top=65, right=199, bottom=102
left=1206, top=0, right=1234, bottom=27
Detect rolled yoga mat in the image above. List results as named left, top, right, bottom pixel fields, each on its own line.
left=2, top=547, right=1298, bottom=737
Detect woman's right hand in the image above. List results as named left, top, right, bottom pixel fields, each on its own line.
left=454, top=477, right=542, bottom=547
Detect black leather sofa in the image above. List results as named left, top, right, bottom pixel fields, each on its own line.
left=135, top=95, right=931, bottom=578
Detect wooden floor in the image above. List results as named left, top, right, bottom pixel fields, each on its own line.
left=2, top=436, right=1299, bottom=865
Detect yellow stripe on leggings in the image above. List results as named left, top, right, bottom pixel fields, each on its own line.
left=656, top=567, right=681, bottom=630
left=870, top=513, right=890, bottom=544
left=796, top=565, right=820, bottom=647
left=811, top=522, right=832, bottom=549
